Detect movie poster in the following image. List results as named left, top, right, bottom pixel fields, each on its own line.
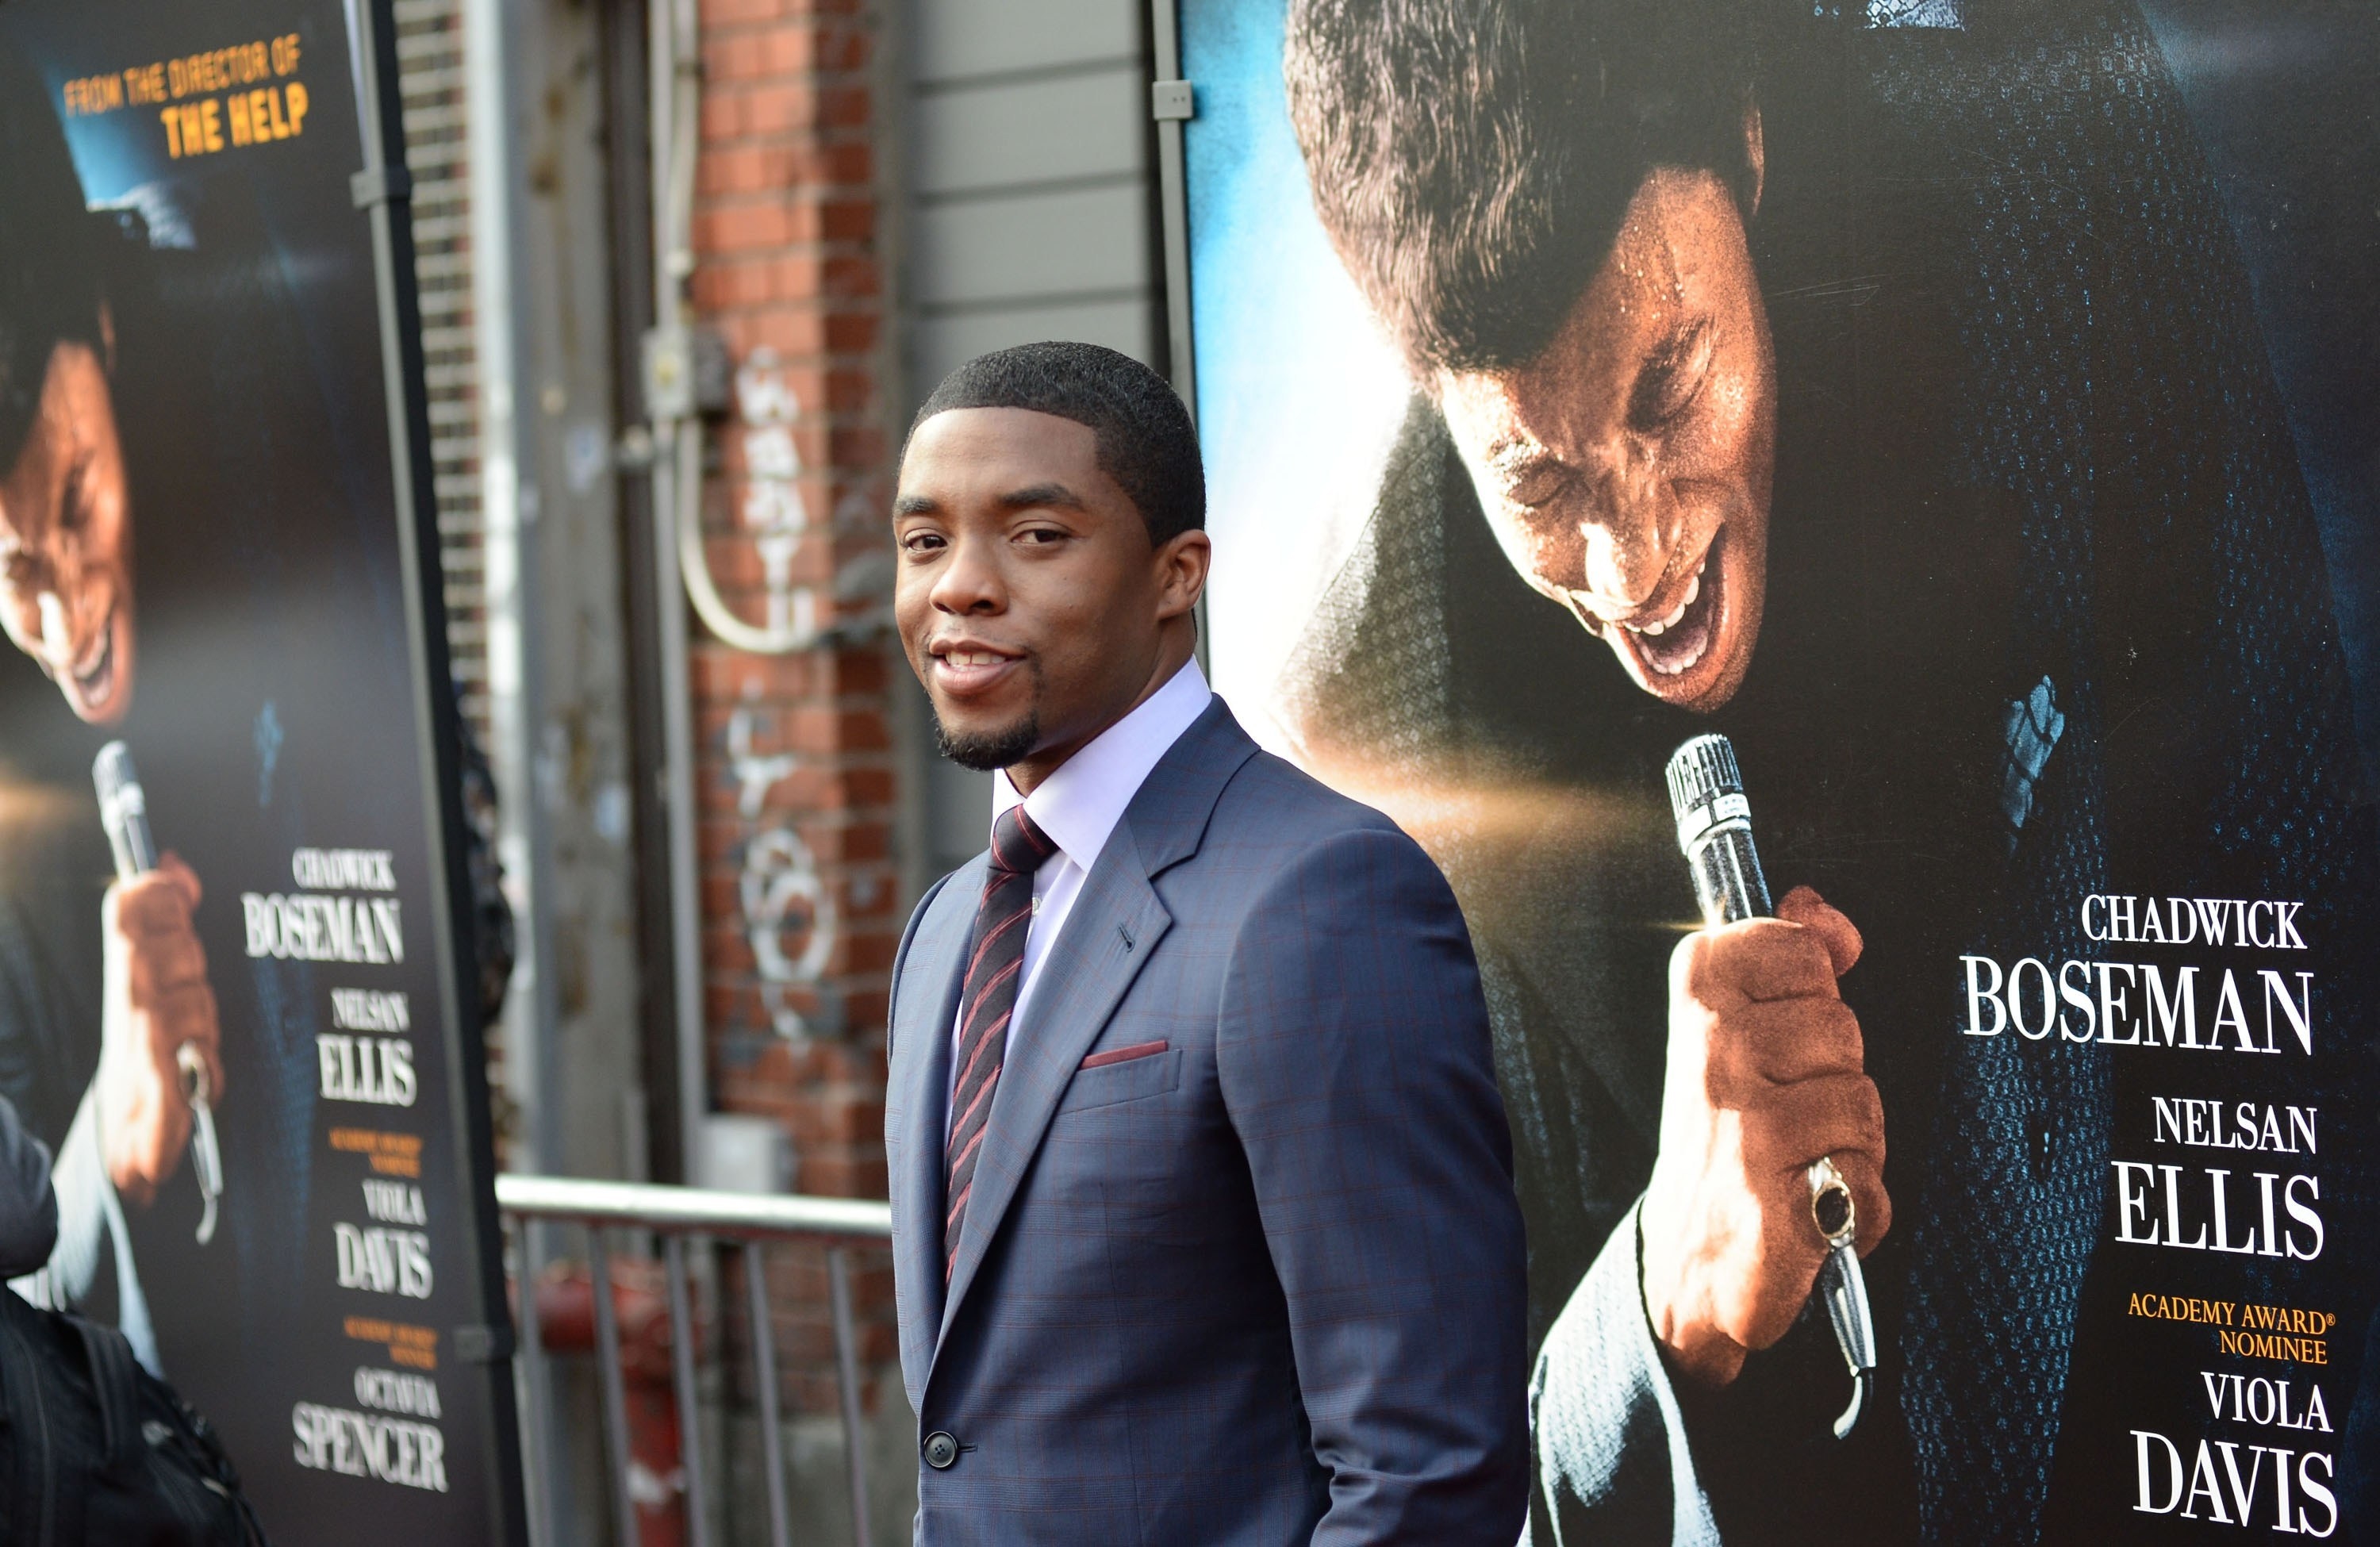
left=1180, top=0, right=2380, bottom=1539
left=0, top=1, right=518, bottom=1539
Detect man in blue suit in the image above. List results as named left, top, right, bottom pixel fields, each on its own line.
left=883, top=341, right=1530, bottom=1544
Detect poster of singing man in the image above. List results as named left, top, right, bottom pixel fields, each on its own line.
left=1179, top=0, right=2380, bottom=1539
left=0, top=0, right=519, bottom=1538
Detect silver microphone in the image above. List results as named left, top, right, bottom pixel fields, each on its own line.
left=1666, top=733, right=1875, bottom=1438
left=93, top=742, right=222, bottom=1246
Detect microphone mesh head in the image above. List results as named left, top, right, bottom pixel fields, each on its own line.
left=93, top=740, right=138, bottom=805
left=1665, top=733, right=1744, bottom=830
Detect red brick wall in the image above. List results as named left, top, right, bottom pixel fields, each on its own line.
left=686, top=0, right=900, bottom=1415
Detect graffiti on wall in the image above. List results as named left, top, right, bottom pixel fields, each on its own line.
left=726, top=698, right=838, bottom=1038
left=735, top=348, right=816, bottom=640
left=715, top=353, right=837, bottom=1037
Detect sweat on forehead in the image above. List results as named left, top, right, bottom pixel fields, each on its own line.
left=908, top=341, right=1206, bottom=545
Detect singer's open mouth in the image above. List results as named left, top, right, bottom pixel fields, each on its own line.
left=71, top=622, right=114, bottom=704
left=56, top=606, right=129, bottom=722
left=1615, top=529, right=1723, bottom=680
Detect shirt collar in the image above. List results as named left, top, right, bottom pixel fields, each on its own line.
left=992, top=658, right=1212, bottom=872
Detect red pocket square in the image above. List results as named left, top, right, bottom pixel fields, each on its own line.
left=1081, top=1039, right=1168, bottom=1069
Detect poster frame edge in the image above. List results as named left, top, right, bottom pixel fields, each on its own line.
left=348, top=0, right=531, bottom=1537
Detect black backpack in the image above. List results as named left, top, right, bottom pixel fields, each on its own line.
left=0, top=1288, right=269, bottom=1545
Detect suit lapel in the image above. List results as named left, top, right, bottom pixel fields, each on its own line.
left=937, top=829, right=1172, bottom=1348
left=934, top=701, right=1260, bottom=1357
left=890, top=859, right=978, bottom=1385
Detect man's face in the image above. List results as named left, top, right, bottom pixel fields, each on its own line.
left=0, top=340, right=135, bottom=723
left=893, top=406, right=1207, bottom=783
left=1437, top=168, right=1774, bottom=712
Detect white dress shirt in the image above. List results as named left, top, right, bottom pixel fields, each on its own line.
left=949, top=658, right=1213, bottom=1115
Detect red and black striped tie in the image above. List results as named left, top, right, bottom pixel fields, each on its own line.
left=945, top=804, right=1056, bottom=1281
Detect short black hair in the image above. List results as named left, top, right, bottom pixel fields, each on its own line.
left=1286, top=0, right=1757, bottom=374
left=0, top=58, right=106, bottom=470
left=908, top=341, right=1204, bottom=545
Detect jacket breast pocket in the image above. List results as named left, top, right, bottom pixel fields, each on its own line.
left=1055, top=1046, right=1183, bottom=1115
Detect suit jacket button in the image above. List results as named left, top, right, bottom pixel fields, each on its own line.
left=923, top=1430, right=958, bottom=1469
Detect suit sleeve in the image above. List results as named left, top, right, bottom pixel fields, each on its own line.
left=1216, top=823, right=1530, bottom=1545
left=1531, top=1202, right=1721, bottom=1545
left=0, top=1090, right=58, bottom=1282
left=886, top=869, right=958, bottom=1063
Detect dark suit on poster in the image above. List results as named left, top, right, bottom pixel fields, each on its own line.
left=885, top=698, right=1530, bottom=1545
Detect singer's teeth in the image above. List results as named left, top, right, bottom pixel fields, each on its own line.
left=1621, top=549, right=1711, bottom=638
left=73, top=624, right=113, bottom=700
left=1574, top=528, right=1722, bottom=685
left=1629, top=589, right=1692, bottom=637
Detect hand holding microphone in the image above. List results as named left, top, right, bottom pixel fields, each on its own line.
left=1640, top=735, right=1883, bottom=1435
left=94, top=742, right=225, bottom=1241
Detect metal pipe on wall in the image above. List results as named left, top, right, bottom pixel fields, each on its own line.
left=647, top=0, right=710, bottom=1192
left=644, top=0, right=825, bottom=1194
left=463, top=0, right=564, bottom=1540
left=1149, top=0, right=1197, bottom=417
left=463, top=0, right=558, bottom=1175
left=1150, top=0, right=1206, bottom=666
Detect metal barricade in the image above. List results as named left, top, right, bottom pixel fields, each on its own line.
left=497, top=1175, right=893, bottom=1547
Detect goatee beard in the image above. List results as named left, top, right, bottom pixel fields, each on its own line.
left=935, top=711, right=1040, bottom=772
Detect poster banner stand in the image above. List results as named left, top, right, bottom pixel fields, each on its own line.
left=0, top=1, right=528, bottom=1537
